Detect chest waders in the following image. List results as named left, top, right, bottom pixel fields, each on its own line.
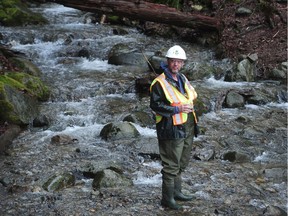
left=159, top=113, right=194, bottom=209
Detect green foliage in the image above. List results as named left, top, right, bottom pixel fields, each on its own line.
left=107, top=15, right=120, bottom=22
left=1, top=0, right=20, bottom=7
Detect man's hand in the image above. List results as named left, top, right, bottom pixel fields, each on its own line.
left=179, top=104, right=194, bottom=113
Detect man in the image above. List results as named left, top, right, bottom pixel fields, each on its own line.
left=150, top=45, right=197, bottom=210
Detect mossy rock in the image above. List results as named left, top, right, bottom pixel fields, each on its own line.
left=0, top=73, right=50, bottom=124
left=9, top=57, right=41, bottom=77
left=0, top=0, right=48, bottom=26
left=92, top=169, right=133, bottom=190
left=0, top=92, right=16, bottom=123
left=100, top=121, right=140, bottom=141
left=5, top=72, right=50, bottom=101
left=42, top=172, right=75, bottom=192
left=0, top=83, right=38, bottom=124
left=0, top=77, right=24, bottom=124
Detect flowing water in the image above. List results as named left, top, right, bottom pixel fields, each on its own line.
left=0, top=3, right=287, bottom=216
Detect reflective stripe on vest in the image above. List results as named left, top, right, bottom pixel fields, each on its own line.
left=150, top=73, right=197, bottom=125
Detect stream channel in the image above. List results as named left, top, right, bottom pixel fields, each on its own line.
left=0, top=3, right=287, bottom=216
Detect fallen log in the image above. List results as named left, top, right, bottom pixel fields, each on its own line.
left=46, top=0, right=223, bottom=31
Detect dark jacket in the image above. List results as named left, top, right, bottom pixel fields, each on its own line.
left=150, top=72, right=194, bottom=140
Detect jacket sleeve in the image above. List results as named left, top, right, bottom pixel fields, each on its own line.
left=150, top=81, right=177, bottom=118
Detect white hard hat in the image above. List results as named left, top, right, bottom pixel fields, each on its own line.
left=165, top=45, right=187, bottom=60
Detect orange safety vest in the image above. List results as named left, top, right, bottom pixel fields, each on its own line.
left=150, top=73, right=197, bottom=125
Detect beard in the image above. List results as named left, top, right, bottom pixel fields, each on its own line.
left=170, top=67, right=180, bottom=73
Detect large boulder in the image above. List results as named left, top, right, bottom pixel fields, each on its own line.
left=92, top=169, right=133, bottom=190
left=100, top=121, right=140, bottom=141
left=269, top=62, right=287, bottom=82
left=224, top=91, right=245, bottom=108
left=108, top=43, right=152, bottom=69
left=0, top=72, right=50, bottom=124
left=79, top=161, right=124, bottom=178
left=224, top=54, right=258, bottom=82
left=0, top=84, right=39, bottom=124
left=5, top=72, right=50, bottom=101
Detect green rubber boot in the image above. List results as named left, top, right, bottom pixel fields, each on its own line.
left=161, top=174, right=182, bottom=210
left=174, top=174, right=193, bottom=201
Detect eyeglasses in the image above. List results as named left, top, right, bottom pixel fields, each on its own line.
left=168, top=59, right=184, bottom=64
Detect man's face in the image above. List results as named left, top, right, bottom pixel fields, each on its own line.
left=167, top=58, right=184, bottom=74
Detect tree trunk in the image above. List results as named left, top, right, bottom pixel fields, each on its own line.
left=46, top=0, right=223, bottom=31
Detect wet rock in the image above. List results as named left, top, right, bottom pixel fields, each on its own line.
left=112, top=27, right=129, bottom=35
left=82, top=12, right=98, bottom=24
left=246, top=89, right=276, bottom=105
left=134, top=137, right=159, bottom=157
left=236, top=7, right=252, bottom=16
left=247, top=53, right=258, bottom=62
left=0, top=124, right=21, bottom=153
left=42, top=172, right=75, bottom=192
left=100, top=121, right=140, bottom=141
left=148, top=55, right=166, bottom=74
left=237, top=58, right=256, bottom=82
left=263, top=205, right=287, bottom=216
left=225, top=91, right=245, bottom=108
left=0, top=68, right=50, bottom=124
left=63, top=34, right=74, bottom=45
left=0, top=86, right=39, bottom=125
left=108, top=43, right=151, bottom=68
left=241, top=125, right=266, bottom=139
left=10, top=57, right=42, bottom=77
left=6, top=72, right=50, bottom=101
left=51, top=134, right=79, bottom=145
left=184, top=62, right=216, bottom=80
left=222, top=151, right=251, bottom=163
left=0, top=177, right=11, bottom=187
left=77, top=48, right=90, bottom=58
left=263, top=166, right=287, bottom=183
left=193, top=148, right=215, bottom=161
left=123, top=111, right=154, bottom=128
left=33, top=114, right=50, bottom=127
left=224, top=55, right=257, bottom=82
left=269, top=62, right=288, bottom=81
left=7, top=184, right=30, bottom=194
left=80, top=161, right=123, bottom=178
left=278, top=89, right=287, bottom=102
left=135, top=77, right=152, bottom=96
left=92, top=169, right=133, bottom=190
left=235, top=115, right=250, bottom=123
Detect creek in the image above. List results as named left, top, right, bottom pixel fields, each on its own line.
left=0, top=3, right=287, bottom=216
